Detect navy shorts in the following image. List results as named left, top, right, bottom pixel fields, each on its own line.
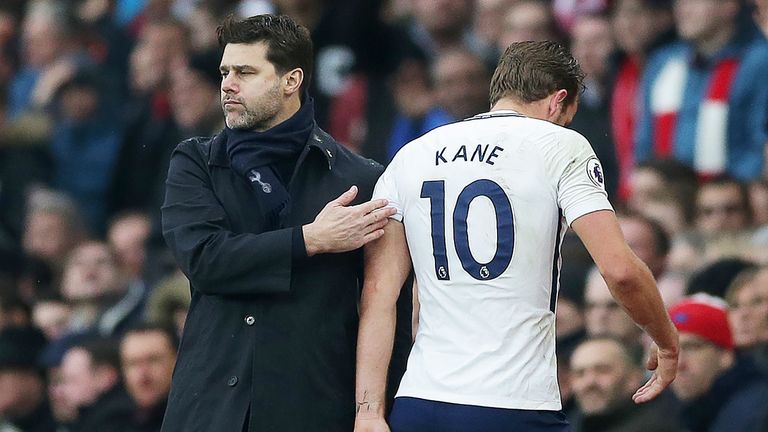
left=389, top=397, right=572, bottom=432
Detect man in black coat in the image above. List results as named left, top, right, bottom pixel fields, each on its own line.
left=161, top=14, right=410, bottom=432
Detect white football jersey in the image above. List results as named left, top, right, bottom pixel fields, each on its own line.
left=372, top=110, right=613, bottom=410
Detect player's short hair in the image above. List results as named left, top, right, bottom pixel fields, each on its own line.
left=489, top=41, right=584, bottom=107
left=217, top=14, right=313, bottom=94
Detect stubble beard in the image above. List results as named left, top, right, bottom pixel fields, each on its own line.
left=223, top=82, right=282, bottom=131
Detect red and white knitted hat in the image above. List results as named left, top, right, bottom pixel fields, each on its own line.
left=669, top=293, right=734, bottom=350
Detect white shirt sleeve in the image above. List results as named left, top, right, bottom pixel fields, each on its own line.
left=372, top=161, right=404, bottom=222
left=542, top=129, right=613, bottom=226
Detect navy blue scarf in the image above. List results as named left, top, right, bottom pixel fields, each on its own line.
left=226, top=99, right=315, bottom=228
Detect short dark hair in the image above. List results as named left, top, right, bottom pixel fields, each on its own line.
left=122, top=322, right=179, bottom=352
left=217, top=14, right=314, bottom=95
left=489, top=41, right=584, bottom=107
left=617, top=210, right=671, bottom=256
left=71, top=337, right=121, bottom=370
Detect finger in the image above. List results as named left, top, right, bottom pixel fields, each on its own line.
left=333, top=186, right=359, bottom=206
left=632, top=373, right=662, bottom=404
left=364, top=219, right=390, bottom=234
left=361, top=229, right=386, bottom=245
left=355, top=198, right=391, bottom=215
left=363, top=207, right=396, bottom=226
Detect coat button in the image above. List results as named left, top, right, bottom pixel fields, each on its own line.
left=227, top=376, right=238, bottom=387
left=245, top=315, right=255, bottom=326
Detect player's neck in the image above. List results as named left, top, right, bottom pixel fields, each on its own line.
left=490, top=98, right=549, bottom=120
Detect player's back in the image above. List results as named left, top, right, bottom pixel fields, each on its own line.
left=374, top=110, right=611, bottom=410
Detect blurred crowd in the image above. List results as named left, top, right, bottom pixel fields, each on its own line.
left=1, top=0, right=768, bottom=431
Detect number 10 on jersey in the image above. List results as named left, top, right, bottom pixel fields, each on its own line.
left=420, top=179, right=515, bottom=281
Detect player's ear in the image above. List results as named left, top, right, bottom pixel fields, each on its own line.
left=548, top=89, right=568, bottom=117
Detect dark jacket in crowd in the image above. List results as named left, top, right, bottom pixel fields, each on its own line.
left=571, top=395, right=682, bottom=432
left=681, top=358, right=768, bottom=432
left=160, top=125, right=411, bottom=431
left=71, top=384, right=134, bottom=432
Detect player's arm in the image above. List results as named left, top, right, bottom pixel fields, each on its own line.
left=355, top=221, right=412, bottom=431
left=571, top=210, right=679, bottom=404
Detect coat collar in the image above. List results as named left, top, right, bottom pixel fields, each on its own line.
left=209, top=124, right=337, bottom=170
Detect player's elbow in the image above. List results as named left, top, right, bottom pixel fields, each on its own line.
left=601, top=261, right=644, bottom=294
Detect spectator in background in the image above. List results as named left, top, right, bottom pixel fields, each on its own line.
left=119, top=324, right=177, bottom=432
left=107, top=211, right=151, bottom=284
left=31, top=294, right=72, bottom=341
left=636, top=0, right=768, bottom=180
left=756, top=0, right=768, bottom=36
left=686, top=257, right=756, bottom=299
left=569, top=337, right=681, bottom=432
left=609, top=0, right=675, bottom=200
left=0, top=326, right=56, bottom=432
left=497, top=0, right=561, bottom=49
left=50, top=68, right=123, bottom=232
left=569, top=12, right=619, bottom=198
left=628, top=159, right=698, bottom=234
left=473, top=0, right=515, bottom=56
left=584, top=266, right=642, bottom=348
left=726, top=266, right=768, bottom=373
left=407, top=0, right=491, bottom=63
left=695, top=176, right=753, bottom=236
left=552, top=0, right=609, bottom=33
left=59, top=338, right=133, bottom=431
left=108, top=18, right=188, bottom=220
left=61, top=241, right=144, bottom=338
left=617, top=212, right=684, bottom=305
left=386, top=48, right=490, bottom=160
left=22, top=188, right=87, bottom=274
left=143, top=270, right=189, bottom=336
left=0, top=293, right=31, bottom=330
left=170, top=50, right=223, bottom=139
left=669, top=295, right=768, bottom=432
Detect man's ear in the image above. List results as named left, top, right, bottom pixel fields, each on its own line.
left=549, top=89, right=568, bottom=117
left=283, top=68, right=304, bottom=96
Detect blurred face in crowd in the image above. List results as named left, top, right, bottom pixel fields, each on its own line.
left=556, top=298, right=584, bottom=338
left=121, top=330, right=176, bottom=410
left=220, top=42, right=294, bottom=131
left=59, top=348, right=107, bottom=412
left=32, top=300, right=71, bottom=341
left=570, top=339, right=642, bottom=414
left=61, top=242, right=123, bottom=302
left=673, top=332, right=733, bottom=401
left=413, top=0, right=471, bottom=37
left=571, top=15, right=614, bottom=81
left=0, top=368, right=44, bottom=419
left=619, top=216, right=666, bottom=277
left=171, top=66, right=219, bottom=131
left=585, top=269, right=639, bottom=343
left=674, top=0, right=738, bottom=45
left=728, top=270, right=768, bottom=348
left=474, top=0, right=515, bottom=44
left=22, top=13, right=62, bottom=68
left=108, top=214, right=151, bottom=280
left=695, top=183, right=750, bottom=234
left=749, top=181, right=768, bottom=226
left=130, top=22, right=187, bottom=93
left=23, top=210, right=77, bottom=265
left=612, top=0, right=672, bottom=56
left=49, top=367, right=78, bottom=422
left=499, top=1, right=556, bottom=49
left=60, top=84, right=99, bottom=123
left=433, top=50, right=489, bottom=119
left=756, top=0, right=768, bottom=35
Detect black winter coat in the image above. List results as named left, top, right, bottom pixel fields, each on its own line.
left=160, top=126, right=410, bottom=432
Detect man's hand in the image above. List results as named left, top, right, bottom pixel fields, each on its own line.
left=354, top=417, right=390, bottom=432
left=303, top=186, right=396, bottom=256
left=632, top=342, right=679, bottom=404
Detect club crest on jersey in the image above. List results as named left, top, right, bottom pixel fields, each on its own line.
left=586, top=158, right=605, bottom=189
